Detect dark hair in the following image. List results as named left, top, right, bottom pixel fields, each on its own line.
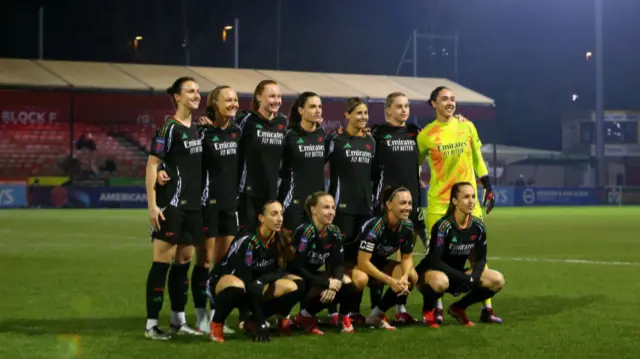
left=381, top=184, right=410, bottom=213
left=344, top=97, right=367, bottom=114
left=289, top=91, right=319, bottom=127
left=206, top=85, right=232, bottom=119
left=251, top=80, right=278, bottom=111
left=428, top=86, right=449, bottom=108
left=304, top=191, right=332, bottom=218
left=259, top=200, right=295, bottom=269
left=446, top=182, right=474, bottom=215
left=166, top=76, right=196, bottom=108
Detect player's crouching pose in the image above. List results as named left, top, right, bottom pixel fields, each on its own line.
left=205, top=200, right=304, bottom=342
left=288, top=192, right=368, bottom=334
left=351, top=185, right=418, bottom=330
left=416, top=182, right=505, bottom=328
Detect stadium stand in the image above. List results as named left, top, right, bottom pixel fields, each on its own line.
left=0, top=122, right=70, bottom=177
left=0, top=58, right=494, bottom=179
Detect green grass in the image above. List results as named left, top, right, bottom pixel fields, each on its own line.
left=0, top=207, right=638, bottom=359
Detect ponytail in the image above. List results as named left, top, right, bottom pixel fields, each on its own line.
left=257, top=199, right=295, bottom=269
left=446, top=182, right=474, bottom=216
left=429, top=86, right=449, bottom=109
left=381, top=184, right=410, bottom=213
left=304, top=191, right=332, bottom=218
left=289, top=91, right=319, bottom=128
left=251, top=80, right=278, bottom=111
left=166, top=76, right=196, bottom=109
left=276, top=230, right=295, bottom=269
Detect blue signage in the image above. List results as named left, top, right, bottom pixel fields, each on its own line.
left=479, top=187, right=515, bottom=207
left=91, top=187, right=147, bottom=208
left=28, top=186, right=147, bottom=208
left=513, top=187, right=598, bottom=206
left=0, top=183, right=27, bottom=208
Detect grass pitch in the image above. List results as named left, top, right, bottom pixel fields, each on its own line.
left=0, top=207, right=638, bottom=359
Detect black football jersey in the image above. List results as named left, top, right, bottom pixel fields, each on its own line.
left=325, top=130, right=375, bottom=215
left=371, top=123, right=420, bottom=210
left=427, top=214, right=487, bottom=280
left=212, top=229, right=285, bottom=286
left=352, top=216, right=414, bottom=267
left=149, top=117, right=203, bottom=210
left=289, top=222, right=344, bottom=288
left=278, top=125, right=326, bottom=210
left=236, top=111, right=287, bottom=199
left=200, top=122, right=242, bottom=210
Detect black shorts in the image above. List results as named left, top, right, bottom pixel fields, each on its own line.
left=415, top=258, right=470, bottom=296
left=334, top=212, right=371, bottom=242
left=411, top=207, right=425, bottom=231
left=335, top=212, right=372, bottom=263
left=283, top=202, right=307, bottom=232
left=202, top=205, right=239, bottom=237
left=238, top=194, right=270, bottom=232
left=151, top=206, right=202, bottom=245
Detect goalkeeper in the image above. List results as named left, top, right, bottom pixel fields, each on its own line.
left=416, top=86, right=502, bottom=324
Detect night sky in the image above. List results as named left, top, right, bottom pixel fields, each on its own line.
left=2, top=0, right=639, bottom=150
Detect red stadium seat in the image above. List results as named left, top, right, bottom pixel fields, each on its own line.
left=0, top=122, right=148, bottom=178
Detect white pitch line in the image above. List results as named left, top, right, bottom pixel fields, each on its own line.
left=411, top=252, right=640, bottom=266
left=486, top=256, right=640, bottom=266
left=2, top=228, right=638, bottom=266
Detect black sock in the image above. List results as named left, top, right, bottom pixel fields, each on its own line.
left=276, top=291, right=301, bottom=316
left=190, top=265, right=209, bottom=309
left=454, top=287, right=496, bottom=309
left=377, top=287, right=402, bottom=312
left=276, top=280, right=305, bottom=316
left=353, top=290, right=364, bottom=314
left=420, top=285, right=439, bottom=312
left=146, top=262, right=170, bottom=319
left=327, top=303, right=338, bottom=314
left=212, top=287, right=244, bottom=323
left=369, top=286, right=384, bottom=310
left=338, top=283, right=360, bottom=315
left=168, top=262, right=191, bottom=312
left=304, top=294, right=325, bottom=316
left=397, top=293, right=408, bottom=307
left=299, top=281, right=311, bottom=311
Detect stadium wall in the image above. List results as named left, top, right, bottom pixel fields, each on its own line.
left=0, top=89, right=495, bottom=128
left=2, top=184, right=633, bottom=209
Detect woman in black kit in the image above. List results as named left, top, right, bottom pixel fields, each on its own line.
left=279, top=92, right=326, bottom=232
left=351, top=185, right=418, bottom=331
left=288, top=192, right=368, bottom=335
left=205, top=200, right=305, bottom=343
left=323, top=97, right=375, bottom=325
left=191, top=85, right=242, bottom=333
left=416, top=182, right=505, bottom=328
left=236, top=80, right=287, bottom=232
left=144, top=76, right=204, bottom=340
left=369, top=92, right=423, bottom=324
left=158, top=86, right=242, bottom=333
left=325, top=97, right=375, bottom=246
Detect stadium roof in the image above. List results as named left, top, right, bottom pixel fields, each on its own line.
left=0, top=58, right=494, bottom=105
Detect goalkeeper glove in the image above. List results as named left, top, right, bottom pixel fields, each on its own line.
left=480, top=176, right=495, bottom=214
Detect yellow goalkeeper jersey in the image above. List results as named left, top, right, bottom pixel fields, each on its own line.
left=417, top=117, right=488, bottom=215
